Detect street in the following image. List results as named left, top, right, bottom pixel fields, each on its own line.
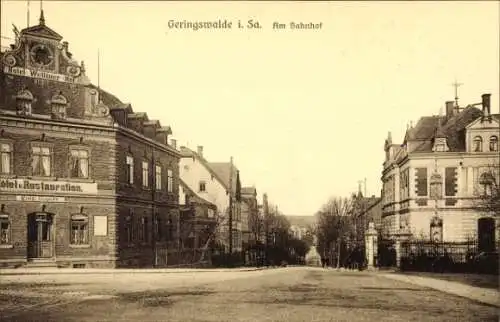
left=0, top=267, right=497, bottom=321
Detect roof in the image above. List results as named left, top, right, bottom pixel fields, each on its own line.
left=208, top=162, right=238, bottom=193
left=20, top=12, right=63, bottom=41
left=241, top=187, right=256, bottom=196
left=88, top=84, right=124, bottom=109
left=179, top=147, right=238, bottom=192
left=405, top=106, right=497, bottom=153
left=179, top=179, right=216, bottom=208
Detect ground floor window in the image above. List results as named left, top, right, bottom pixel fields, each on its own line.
left=125, top=215, right=133, bottom=243
left=71, top=214, right=89, bottom=245
left=0, top=214, right=10, bottom=244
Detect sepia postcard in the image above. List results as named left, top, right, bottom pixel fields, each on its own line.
left=0, top=1, right=499, bottom=321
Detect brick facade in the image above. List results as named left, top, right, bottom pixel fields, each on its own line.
left=0, top=14, right=181, bottom=268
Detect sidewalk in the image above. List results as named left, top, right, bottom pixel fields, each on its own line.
left=380, top=273, right=499, bottom=307
left=0, top=266, right=271, bottom=276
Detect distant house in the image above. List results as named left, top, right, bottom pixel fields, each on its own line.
left=381, top=94, right=499, bottom=250
left=352, top=192, right=382, bottom=244
left=178, top=179, right=217, bottom=263
left=286, top=215, right=316, bottom=241
left=179, top=146, right=243, bottom=252
left=241, top=186, right=258, bottom=246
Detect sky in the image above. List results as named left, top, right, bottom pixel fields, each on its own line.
left=1, top=1, right=499, bottom=216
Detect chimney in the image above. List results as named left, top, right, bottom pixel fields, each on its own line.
left=445, top=101, right=455, bottom=118
left=482, top=93, right=491, bottom=117
left=197, top=146, right=203, bottom=157
left=170, top=139, right=177, bottom=150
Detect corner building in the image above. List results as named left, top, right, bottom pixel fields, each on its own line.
left=0, top=13, right=181, bottom=268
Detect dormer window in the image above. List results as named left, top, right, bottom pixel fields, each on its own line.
left=473, top=136, right=483, bottom=152
left=436, top=144, right=445, bottom=152
left=51, top=91, right=68, bottom=120
left=433, top=137, right=449, bottom=152
left=489, top=136, right=498, bottom=152
left=15, top=87, right=34, bottom=116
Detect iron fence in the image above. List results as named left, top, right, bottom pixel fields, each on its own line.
left=400, top=240, right=498, bottom=274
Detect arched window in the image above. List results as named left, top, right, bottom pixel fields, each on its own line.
left=479, top=172, right=495, bottom=196
left=473, top=136, right=483, bottom=152
left=51, top=91, right=68, bottom=120
left=15, top=87, right=34, bottom=116
left=489, top=136, right=498, bottom=152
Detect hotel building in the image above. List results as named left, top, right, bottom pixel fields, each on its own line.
left=0, top=12, right=181, bottom=268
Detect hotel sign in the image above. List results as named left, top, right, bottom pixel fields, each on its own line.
left=3, top=66, right=75, bottom=83
left=0, top=179, right=98, bottom=194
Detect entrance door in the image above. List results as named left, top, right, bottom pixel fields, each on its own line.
left=27, top=213, right=54, bottom=258
left=478, top=218, right=496, bottom=252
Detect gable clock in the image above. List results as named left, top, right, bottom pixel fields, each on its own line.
left=29, top=43, right=55, bottom=69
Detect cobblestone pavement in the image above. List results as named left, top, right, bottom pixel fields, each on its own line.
left=1, top=267, right=497, bottom=321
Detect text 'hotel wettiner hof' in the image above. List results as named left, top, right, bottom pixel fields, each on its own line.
left=166, top=19, right=323, bottom=31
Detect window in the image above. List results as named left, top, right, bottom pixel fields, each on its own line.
left=0, top=214, right=10, bottom=245
left=36, top=214, right=52, bottom=241
left=142, top=161, right=149, bottom=187
left=140, top=216, right=149, bottom=243
left=155, top=165, right=162, bottom=190
left=415, top=168, right=428, bottom=196
left=473, top=136, right=483, bottom=152
left=0, top=143, right=11, bottom=174
left=125, top=215, right=133, bottom=243
left=167, top=215, right=174, bottom=241
left=16, top=87, right=33, bottom=116
left=70, top=214, right=89, bottom=245
left=445, top=167, right=457, bottom=196
left=70, top=149, right=89, bottom=178
left=400, top=169, right=409, bottom=200
left=154, top=214, right=162, bottom=241
left=489, top=136, right=498, bottom=152
left=126, top=156, right=134, bottom=184
left=51, top=92, right=68, bottom=120
left=479, top=172, right=495, bottom=196
left=32, top=146, right=51, bottom=177
left=167, top=169, right=173, bottom=193
left=199, top=181, right=206, bottom=192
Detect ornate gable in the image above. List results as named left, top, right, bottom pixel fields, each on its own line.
left=21, top=12, right=63, bottom=41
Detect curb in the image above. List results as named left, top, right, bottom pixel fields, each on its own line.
left=379, top=273, right=499, bottom=308
left=0, top=266, right=274, bottom=276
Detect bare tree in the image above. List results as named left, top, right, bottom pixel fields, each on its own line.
left=316, top=196, right=355, bottom=268
left=198, top=210, right=226, bottom=263
left=248, top=201, right=263, bottom=243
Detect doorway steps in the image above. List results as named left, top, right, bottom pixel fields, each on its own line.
left=24, top=258, right=58, bottom=268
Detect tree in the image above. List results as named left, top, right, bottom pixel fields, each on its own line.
left=198, top=209, right=226, bottom=263
left=248, top=200, right=263, bottom=243
left=315, top=196, right=355, bottom=268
